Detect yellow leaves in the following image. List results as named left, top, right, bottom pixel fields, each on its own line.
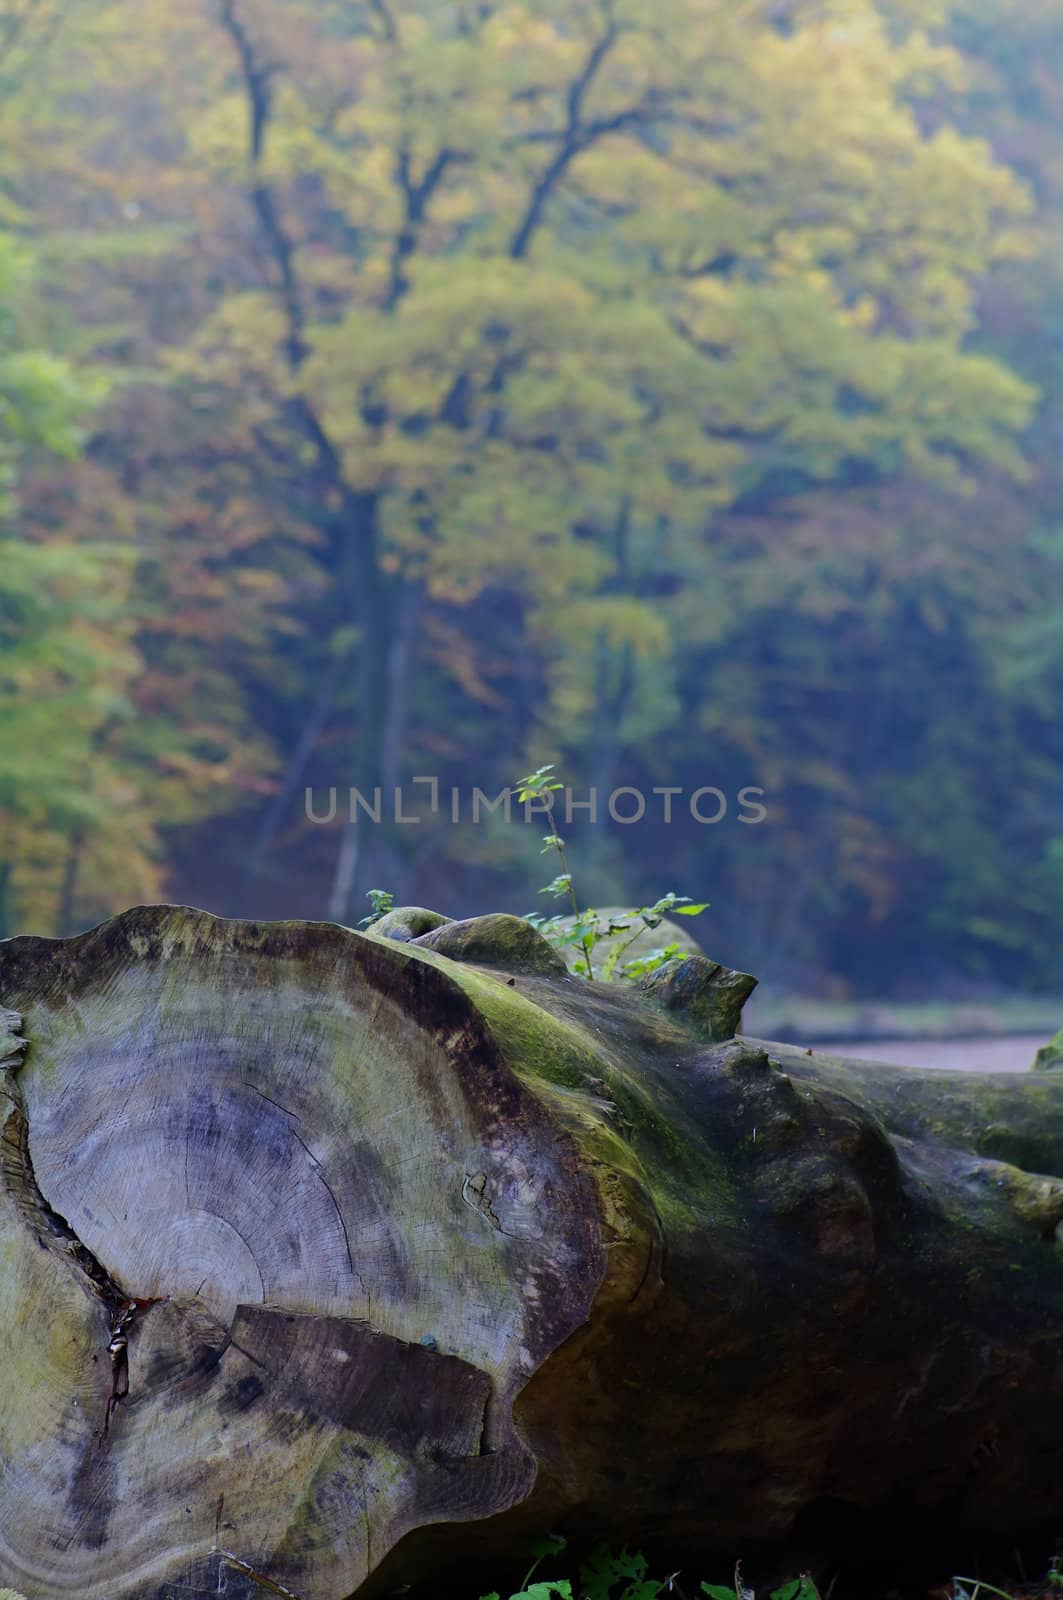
left=561, top=144, right=674, bottom=212
left=11, top=814, right=163, bottom=938
left=184, top=95, right=248, bottom=178
left=7, top=0, right=1039, bottom=746
left=485, top=10, right=567, bottom=61
left=558, top=597, right=672, bottom=661
left=991, top=225, right=1037, bottom=265
left=889, top=344, right=1037, bottom=487
left=165, top=293, right=289, bottom=389
left=423, top=614, right=505, bottom=707
left=505, top=355, right=644, bottom=439
left=364, top=427, right=469, bottom=496
left=536, top=592, right=680, bottom=742
left=839, top=294, right=880, bottom=331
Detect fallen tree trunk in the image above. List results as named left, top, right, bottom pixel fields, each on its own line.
left=2, top=905, right=1063, bottom=1599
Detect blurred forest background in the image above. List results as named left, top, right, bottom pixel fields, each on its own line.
left=1, top=0, right=1062, bottom=1001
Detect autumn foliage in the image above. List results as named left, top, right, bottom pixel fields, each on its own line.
left=0, top=0, right=1059, bottom=993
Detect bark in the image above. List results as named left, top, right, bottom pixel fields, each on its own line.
left=328, top=550, right=420, bottom=921
left=238, top=655, right=346, bottom=914
left=2, top=906, right=1063, bottom=1600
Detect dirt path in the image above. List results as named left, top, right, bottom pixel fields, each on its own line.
left=816, top=1034, right=1050, bottom=1073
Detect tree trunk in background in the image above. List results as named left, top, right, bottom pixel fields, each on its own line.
left=328, top=501, right=424, bottom=923
left=56, top=829, right=85, bottom=937
left=4, top=907, right=1063, bottom=1599
left=584, top=633, right=636, bottom=876
left=369, top=576, right=426, bottom=908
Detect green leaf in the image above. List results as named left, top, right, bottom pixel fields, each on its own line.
left=621, top=946, right=688, bottom=979
left=526, top=1534, right=568, bottom=1561
left=516, top=764, right=562, bottom=801
left=625, top=1584, right=668, bottom=1600
left=579, top=1545, right=649, bottom=1600
left=358, top=888, right=394, bottom=926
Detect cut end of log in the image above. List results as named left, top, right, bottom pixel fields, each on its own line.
left=0, top=905, right=614, bottom=1600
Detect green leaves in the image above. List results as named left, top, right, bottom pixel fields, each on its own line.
left=769, top=1580, right=821, bottom=1600
left=0, top=234, right=107, bottom=506
left=358, top=888, right=395, bottom=926
left=516, top=765, right=564, bottom=803
left=518, top=766, right=706, bottom=981
left=580, top=1545, right=657, bottom=1600
left=0, top=229, right=153, bottom=933
left=480, top=1542, right=823, bottom=1600
left=524, top=1535, right=568, bottom=1565
left=617, top=942, right=688, bottom=981
left=700, top=1573, right=819, bottom=1600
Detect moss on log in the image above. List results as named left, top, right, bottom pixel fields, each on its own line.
left=1033, top=1026, right=1063, bottom=1071
left=2, top=907, right=1063, bottom=1598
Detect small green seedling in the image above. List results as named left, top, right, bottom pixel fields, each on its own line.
left=518, top=764, right=707, bottom=982
left=358, top=888, right=394, bottom=927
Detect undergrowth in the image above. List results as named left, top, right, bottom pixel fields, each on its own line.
left=478, top=1537, right=819, bottom=1600
left=475, top=1538, right=1063, bottom=1600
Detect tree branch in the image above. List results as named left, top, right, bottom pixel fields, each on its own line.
left=385, top=143, right=459, bottom=311
left=217, top=0, right=275, bottom=162
left=508, top=25, right=618, bottom=260
left=216, top=0, right=356, bottom=505
left=367, top=0, right=397, bottom=45
left=508, top=27, right=669, bottom=260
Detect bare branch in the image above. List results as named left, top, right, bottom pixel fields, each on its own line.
left=217, top=0, right=278, bottom=162
left=508, top=25, right=618, bottom=260
left=508, top=28, right=671, bottom=260
left=367, top=0, right=397, bottom=45
left=216, top=0, right=355, bottom=504
left=385, top=143, right=459, bottom=311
